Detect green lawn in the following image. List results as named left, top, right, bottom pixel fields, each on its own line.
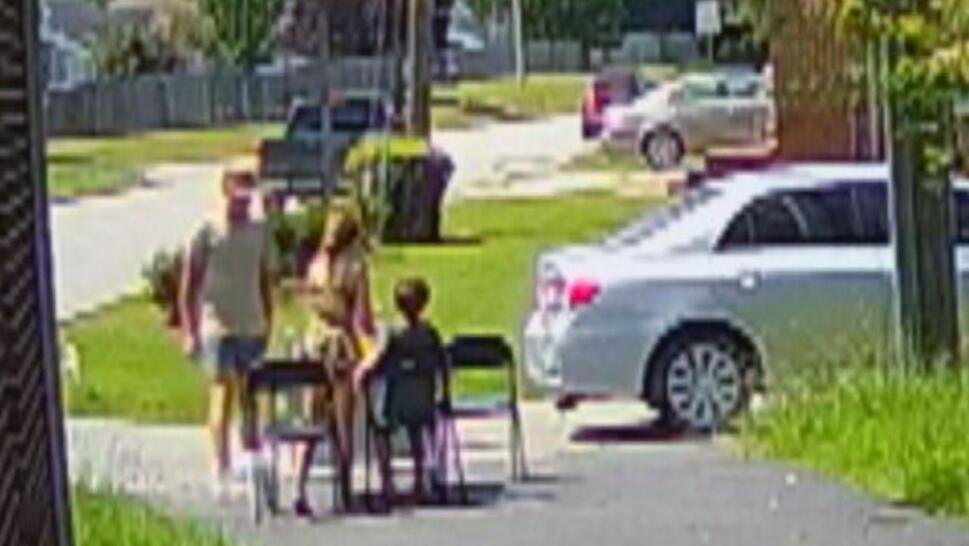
left=65, top=192, right=657, bottom=423
left=432, top=104, right=477, bottom=130
left=75, top=487, right=234, bottom=546
left=65, top=298, right=209, bottom=424
left=47, top=124, right=282, bottom=199
left=743, top=366, right=969, bottom=521
left=452, top=74, right=587, bottom=121
left=564, top=148, right=647, bottom=173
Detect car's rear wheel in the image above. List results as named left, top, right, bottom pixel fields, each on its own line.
left=654, top=332, right=751, bottom=432
left=641, top=129, right=684, bottom=171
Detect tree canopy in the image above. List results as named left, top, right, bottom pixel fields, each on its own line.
left=837, top=0, right=969, bottom=92
left=199, top=0, right=281, bottom=65
left=466, top=0, right=625, bottom=66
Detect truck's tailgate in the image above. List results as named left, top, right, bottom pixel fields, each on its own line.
left=258, top=139, right=335, bottom=180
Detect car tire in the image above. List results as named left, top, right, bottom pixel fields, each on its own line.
left=641, top=129, right=685, bottom=171
left=652, top=331, right=752, bottom=433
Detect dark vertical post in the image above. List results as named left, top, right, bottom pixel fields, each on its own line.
left=511, top=0, right=525, bottom=85
left=889, top=86, right=960, bottom=368
left=407, top=0, right=431, bottom=137
left=0, top=0, right=73, bottom=544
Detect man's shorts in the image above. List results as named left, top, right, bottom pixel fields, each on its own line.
left=201, top=335, right=266, bottom=379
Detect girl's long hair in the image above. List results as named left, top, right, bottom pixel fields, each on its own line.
left=321, top=206, right=361, bottom=258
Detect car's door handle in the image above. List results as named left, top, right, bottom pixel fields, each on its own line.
left=738, top=270, right=761, bottom=291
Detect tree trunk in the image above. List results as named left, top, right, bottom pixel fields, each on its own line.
left=890, top=91, right=961, bottom=368
left=579, top=40, right=591, bottom=71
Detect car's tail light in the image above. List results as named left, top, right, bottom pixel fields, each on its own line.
left=538, top=275, right=566, bottom=311
left=592, top=82, right=610, bottom=111
left=567, top=278, right=600, bottom=309
left=537, top=264, right=599, bottom=312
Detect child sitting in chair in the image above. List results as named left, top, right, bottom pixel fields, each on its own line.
left=356, top=277, right=451, bottom=508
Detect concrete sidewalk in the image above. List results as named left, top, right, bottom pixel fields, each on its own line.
left=68, top=402, right=969, bottom=546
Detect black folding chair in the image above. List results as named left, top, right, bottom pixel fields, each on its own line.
left=243, top=359, right=339, bottom=524
left=444, top=335, right=528, bottom=483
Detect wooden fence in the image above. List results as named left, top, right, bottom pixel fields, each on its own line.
left=45, top=58, right=396, bottom=136
left=44, top=32, right=704, bottom=136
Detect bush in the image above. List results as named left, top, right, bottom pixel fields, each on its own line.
left=141, top=248, right=183, bottom=328
left=344, top=136, right=452, bottom=243
left=267, top=198, right=328, bottom=278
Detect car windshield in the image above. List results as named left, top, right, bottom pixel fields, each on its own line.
left=724, top=75, right=763, bottom=97
left=602, top=185, right=722, bottom=248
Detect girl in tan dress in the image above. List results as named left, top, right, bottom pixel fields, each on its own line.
left=294, top=207, right=375, bottom=516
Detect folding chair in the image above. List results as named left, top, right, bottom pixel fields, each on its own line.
left=243, top=359, right=341, bottom=524
left=444, top=335, right=528, bottom=483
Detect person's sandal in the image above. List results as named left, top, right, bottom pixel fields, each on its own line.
left=293, top=498, right=315, bottom=519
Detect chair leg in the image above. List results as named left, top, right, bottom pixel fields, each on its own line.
left=268, top=440, right=280, bottom=515
left=364, top=419, right=373, bottom=511
left=432, top=419, right=449, bottom=502
left=446, top=418, right=468, bottom=505
left=510, top=405, right=528, bottom=481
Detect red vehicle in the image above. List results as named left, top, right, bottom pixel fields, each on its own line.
left=581, top=68, right=649, bottom=140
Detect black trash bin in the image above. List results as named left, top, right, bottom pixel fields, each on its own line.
left=381, top=148, right=453, bottom=243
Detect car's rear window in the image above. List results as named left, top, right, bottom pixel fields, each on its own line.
left=603, top=186, right=721, bottom=247
left=289, top=99, right=388, bottom=134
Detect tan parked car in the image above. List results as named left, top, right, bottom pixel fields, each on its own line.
left=601, top=72, right=774, bottom=170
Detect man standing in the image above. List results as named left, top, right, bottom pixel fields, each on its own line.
left=180, top=169, right=275, bottom=495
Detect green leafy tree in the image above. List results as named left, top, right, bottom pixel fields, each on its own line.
left=274, top=0, right=389, bottom=58
left=463, top=0, right=625, bottom=67
left=93, top=0, right=212, bottom=77
left=839, top=0, right=969, bottom=365
left=94, top=24, right=180, bottom=77
left=735, top=0, right=783, bottom=42
left=200, top=0, right=281, bottom=65
left=465, top=0, right=498, bottom=21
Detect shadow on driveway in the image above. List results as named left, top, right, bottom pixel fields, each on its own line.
left=569, top=418, right=718, bottom=445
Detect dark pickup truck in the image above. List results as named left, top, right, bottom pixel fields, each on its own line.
left=258, top=93, right=392, bottom=194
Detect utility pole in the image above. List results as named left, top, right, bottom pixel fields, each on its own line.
left=886, top=39, right=961, bottom=368
left=241, top=0, right=251, bottom=119
left=318, top=6, right=333, bottom=196
left=407, top=0, right=431, bottom=137
left=511, top=0, right=525, bottom=85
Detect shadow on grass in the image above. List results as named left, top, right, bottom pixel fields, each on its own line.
left=382, top=235, right=485, bottom=248
left=48, top=152, right=95, bottom=166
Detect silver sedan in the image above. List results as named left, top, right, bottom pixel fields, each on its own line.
left=524, top=164, right=969, bottom=431
left=601, top=72, right=773, bottom=170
